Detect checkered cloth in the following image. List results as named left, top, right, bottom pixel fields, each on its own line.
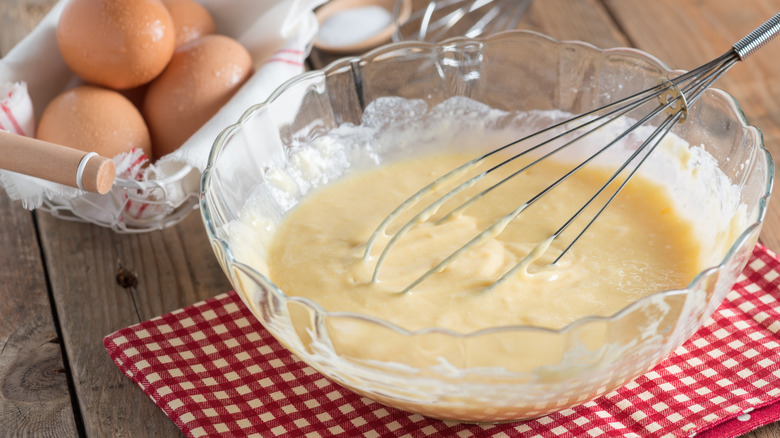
left=104, top=243, right=780, bottom=438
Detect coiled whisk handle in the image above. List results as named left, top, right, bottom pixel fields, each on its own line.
left=733, top=12, right=780, bottom=59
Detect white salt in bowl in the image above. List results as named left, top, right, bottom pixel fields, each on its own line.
left=201, top=31, right=772, bottom=421
left=313, top=0, right=411, bottom=54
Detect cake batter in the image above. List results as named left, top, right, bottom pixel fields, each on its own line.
left=267, top=152, right=702, bottom=332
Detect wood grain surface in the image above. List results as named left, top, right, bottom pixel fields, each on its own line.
left=1, top=0, right=779, bottom=437
left=0, top=192, right=78, bottom=436
left=36, top=211, right=230, bottom=437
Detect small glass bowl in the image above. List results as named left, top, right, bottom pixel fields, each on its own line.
left=392, top=0, right=532, bottom=43
left=200, top=31, right=772, bottom=421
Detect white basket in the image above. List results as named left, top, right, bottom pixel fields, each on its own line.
left=1, top=0, right=324, bottom=233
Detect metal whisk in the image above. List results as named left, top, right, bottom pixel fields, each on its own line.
left=365, top=13, right=780, bottom=294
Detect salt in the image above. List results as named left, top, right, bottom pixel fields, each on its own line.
left=317, top=6, right=393, bottom=47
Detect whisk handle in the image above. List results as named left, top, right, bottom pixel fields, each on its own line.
left=733, top=12, right=780, bottom=59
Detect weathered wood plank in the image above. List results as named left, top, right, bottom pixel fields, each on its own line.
left=0, top=189, right=78, bottom=437
left=36, top=210, right=231, bottom=437
left=518, top=0, right=629, bottom=48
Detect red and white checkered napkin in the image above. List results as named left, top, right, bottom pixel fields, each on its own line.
left=104, top=243, right=780, bottom=438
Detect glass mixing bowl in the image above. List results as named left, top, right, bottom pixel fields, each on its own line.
left=200, top=30, right=773, bottom=422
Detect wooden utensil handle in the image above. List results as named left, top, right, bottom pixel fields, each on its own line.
left=0, top=131, right=116, bottom=194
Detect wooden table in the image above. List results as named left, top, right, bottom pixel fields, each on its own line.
left=1, top=0, right=779, bottom=436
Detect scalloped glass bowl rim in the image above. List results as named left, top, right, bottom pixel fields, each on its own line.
left=200, top=29, right=773, bottom=340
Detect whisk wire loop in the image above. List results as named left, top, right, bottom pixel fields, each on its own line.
left=367, top=13, right=779, bottom=293
left=547, top=111, right=685, bottom=264
left=365, top=77, right=710, bottom=292
left=363, top=78, right=681, bottom=253
left=392, top=88, right=687, bottom=293
left=488, top=111, right=685, bottom=292
left=365, top=79, right=679, bottom=264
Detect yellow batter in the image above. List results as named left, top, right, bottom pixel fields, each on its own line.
left=268, top=152, right=702, bottom=333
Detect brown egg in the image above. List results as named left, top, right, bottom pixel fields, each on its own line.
left=161, top=0, right=217, bottom=48
left=37, top=86, right=152, bottom=159
left=57, top=0, right=175, bottom=90
left=143, top=35, right=253, bottom=161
